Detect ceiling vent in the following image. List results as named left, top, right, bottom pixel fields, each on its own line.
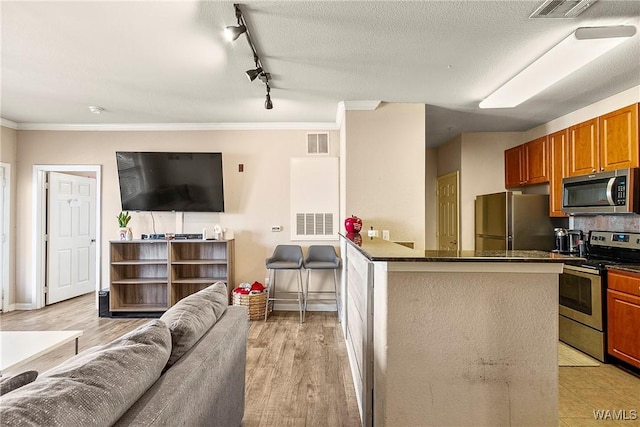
left=530, top=0, right=597, bottom=19
left=306, top=132, right=329, bottom=155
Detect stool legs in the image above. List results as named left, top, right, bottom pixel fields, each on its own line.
left=303, top=268, right=340, bottom=323
left=265, top=269, right=304, bottom=323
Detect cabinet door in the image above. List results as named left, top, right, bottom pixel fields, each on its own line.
left=568, top=118, right=599, bottom=176
left=505, top=145, right=525, bottom=188
left=526, top=136, right=549, bottom=184
left=549, top=129, right=568, bottom=217
left=599, top=103, right=639, bottom=172
left=607, top=289, right=640, bottom=369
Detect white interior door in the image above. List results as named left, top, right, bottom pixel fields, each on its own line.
left=46, top=172, right=96, bottom=304
left=437, top=171, right=460, bottom=251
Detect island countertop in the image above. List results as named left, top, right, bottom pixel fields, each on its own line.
left=341, top=233, right=583, bottom=263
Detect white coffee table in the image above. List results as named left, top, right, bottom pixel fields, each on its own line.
left=0, top=330, right=83, bottom=375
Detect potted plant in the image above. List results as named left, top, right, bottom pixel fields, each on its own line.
left=117, top=211, right=132, bottom=240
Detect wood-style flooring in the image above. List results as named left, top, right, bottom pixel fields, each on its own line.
left=1, top=293, right=638, bottom=426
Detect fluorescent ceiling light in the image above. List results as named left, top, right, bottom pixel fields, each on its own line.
left=479, top=26, right=636, bottom=109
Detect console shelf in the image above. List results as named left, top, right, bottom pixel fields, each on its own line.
left=109, top=239, right=235, bottom=313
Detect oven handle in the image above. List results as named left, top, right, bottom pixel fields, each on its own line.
left=606, top=177, right=616, bottom=206
left=563, top=264, right=601, bottom=276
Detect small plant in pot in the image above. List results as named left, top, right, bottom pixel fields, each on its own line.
left=117, top=211, right=133, bottom=240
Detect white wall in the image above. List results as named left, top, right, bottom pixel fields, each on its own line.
left=13, top=128, right=339, bottom=305
left=343, top=103, right=426, bottom=250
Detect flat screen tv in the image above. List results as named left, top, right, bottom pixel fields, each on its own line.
left=115, top=152, right=225, bottom=212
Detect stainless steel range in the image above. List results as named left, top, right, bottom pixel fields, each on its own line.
left=559, top=230, right=640, bottom=362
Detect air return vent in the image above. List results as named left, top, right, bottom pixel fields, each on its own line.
left=530, top=0, right=597, bottom=19
left=306, top=132, right=329, bottom=155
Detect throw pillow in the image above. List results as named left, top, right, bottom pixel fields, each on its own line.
left=0, top=320, right=171, bottom=427
left=0, top=371, right=38, bottom=396
left=160, top=281, right=228, bottom=367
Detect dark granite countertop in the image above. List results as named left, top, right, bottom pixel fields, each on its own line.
left=341, top=234, right=583, bottom=263
left=607, top=265, right=640, bottom=274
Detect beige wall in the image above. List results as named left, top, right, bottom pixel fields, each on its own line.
left=459, top=132, right=523, bottom=249
left=524, top=85, right=640, bottom=140
left=13, top=128, right=339, bottom=305
left=343, top=103, right=426, bottom=250
left=1, top=126, right=18, bottom=306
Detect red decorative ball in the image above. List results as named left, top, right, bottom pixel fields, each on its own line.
left=344, top=215, right=363, bottom=233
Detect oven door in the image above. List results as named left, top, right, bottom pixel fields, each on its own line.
left=559, top=265, right=603, bottom=331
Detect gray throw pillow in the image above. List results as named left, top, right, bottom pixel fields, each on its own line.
left=0, top=320, right=171, bottom=427
left=0, top=371, right=38, bottom=396
left=160, top=281, right=228, bottom=367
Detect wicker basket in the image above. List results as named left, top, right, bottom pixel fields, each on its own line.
left=232, top=290, right=267, bottom=321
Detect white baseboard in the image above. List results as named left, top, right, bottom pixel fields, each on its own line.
left=13, top=303, right=35, bottom=311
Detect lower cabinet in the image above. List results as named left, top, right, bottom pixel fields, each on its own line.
left=607, top=270, right=640, bottom=368
left=109, top=239, right=234, bottom=313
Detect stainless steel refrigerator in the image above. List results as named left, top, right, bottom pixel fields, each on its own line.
left=475, top=192, right=554, bottom=251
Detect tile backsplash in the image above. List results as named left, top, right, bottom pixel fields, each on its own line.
left=573, top=215, right=640, bottom=233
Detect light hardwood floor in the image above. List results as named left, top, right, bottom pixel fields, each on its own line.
left=1, top=293, right=638, bottom=426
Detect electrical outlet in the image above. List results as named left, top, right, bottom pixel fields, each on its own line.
left=271, top=226, right=282, bottom=232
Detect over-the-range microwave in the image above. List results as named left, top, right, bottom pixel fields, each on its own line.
left=562, top=168, right=639, bottom=214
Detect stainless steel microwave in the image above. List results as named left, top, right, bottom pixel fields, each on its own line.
left=562, top=168, right=639, bottom=214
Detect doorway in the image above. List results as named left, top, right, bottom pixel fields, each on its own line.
left=436, top=171, right=460, bottom=251
left=32, top=165, right=102, bottom=309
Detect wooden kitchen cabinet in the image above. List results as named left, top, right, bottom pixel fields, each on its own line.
left=504, top=136, right=548, bottom=188
left=549, top=129, right=569, bottom=217
left=607, top=269, right=640, bottom=369
left=505, top=145, right=525, bottom=188
left=599, top=103, right=639, bottom=171
left=568, top=104, right=639, bottom=177
left=568, top=118, right=599, bottom=177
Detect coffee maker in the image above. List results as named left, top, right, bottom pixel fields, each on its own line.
left=554, top=228, right=568, bottom=253
left=567, top=229, right=583, bottom=254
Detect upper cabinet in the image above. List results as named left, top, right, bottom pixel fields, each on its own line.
left=568, top=104, right=639, bottom=176
left=549, top=129, right=569, bottom=217
left=599, top=103, right=639, bottom=172
left=504, top=136, right=549, bottom=188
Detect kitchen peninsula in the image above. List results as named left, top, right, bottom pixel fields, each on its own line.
left=339, top=235, right=578, bottom=427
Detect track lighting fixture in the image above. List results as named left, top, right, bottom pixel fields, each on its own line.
left=224, top=5, right=246, bottom=41
left=245, top=67, right=262, bottom=81
left=265, top=85, right=273, bottom=110
left=225, top=3, right=274, bottom=110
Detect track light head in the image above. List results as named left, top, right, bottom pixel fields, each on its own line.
left=245, top=67, right=263, bottom=81
left=224, top=24, right=246, bottom=42
left=264, top=85, right=273, bottom=110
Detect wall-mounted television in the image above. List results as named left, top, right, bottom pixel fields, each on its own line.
left=115, top=152, right=225, bottom=212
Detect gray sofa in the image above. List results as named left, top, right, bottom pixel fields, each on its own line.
left=0, top=282, right=249, bottom=427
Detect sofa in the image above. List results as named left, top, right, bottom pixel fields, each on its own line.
left=0, top=282, right=249, bottom=427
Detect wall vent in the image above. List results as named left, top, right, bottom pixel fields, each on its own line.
left=295, top=213, right=334, bottom=236
left=529, top=0, right=597, bottom=18
left=307, top=133, right=329, bottom=155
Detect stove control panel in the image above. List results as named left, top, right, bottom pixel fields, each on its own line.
left=589, top=231, right=640, bottom=250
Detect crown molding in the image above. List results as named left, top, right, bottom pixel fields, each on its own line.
left=341, top=100, right=381, bottom=111
left=1, top=118, right=18, bottom=129
left=14, top=121, right=340, bottom=132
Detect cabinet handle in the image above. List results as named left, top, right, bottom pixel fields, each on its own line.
left=600, top=167, right=605, bottom=171
left=592, top=168, right=596, bottom=172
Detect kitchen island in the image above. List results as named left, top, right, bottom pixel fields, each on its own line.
left=339, top=235, right=578, bottom=427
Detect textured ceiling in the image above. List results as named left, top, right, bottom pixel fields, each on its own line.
left=2, top=1, right=639, bottom=146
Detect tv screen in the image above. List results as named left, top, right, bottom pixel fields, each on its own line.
left=115, top=152, right=225, bottom=212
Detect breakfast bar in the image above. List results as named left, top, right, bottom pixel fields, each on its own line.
left=340, top=235, right=578, bottom=427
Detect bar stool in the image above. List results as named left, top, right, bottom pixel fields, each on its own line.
left=265, top=245, right=304, bottom=323
left=302, top=245, right=341, bottom=322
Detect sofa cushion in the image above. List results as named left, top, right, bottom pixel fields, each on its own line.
left=0, top=371, right=38, bottom=396
left=0, top=320, right=171, bottom=427
left=160, top=281, right=228, bottom=367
